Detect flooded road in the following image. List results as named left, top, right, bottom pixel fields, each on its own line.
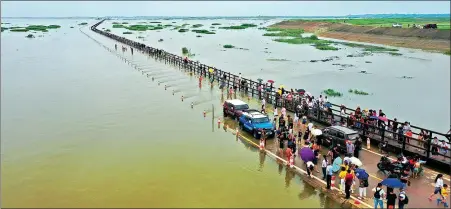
left=1, top=19, right=339, bottom=208
left=104, top=19, right=450, bottom=132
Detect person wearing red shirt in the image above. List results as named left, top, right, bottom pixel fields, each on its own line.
left=345, top=169, right=354, bottom=199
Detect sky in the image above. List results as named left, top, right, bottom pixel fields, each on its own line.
left=1, top=1, right=450, bottom=17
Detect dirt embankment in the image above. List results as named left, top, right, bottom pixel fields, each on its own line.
left=271, top=20, right=451, bottom=53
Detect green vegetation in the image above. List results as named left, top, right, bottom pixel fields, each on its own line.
left=149, top=21, right=162, bottom=24
left=219, top=23, right=258, bottom=30
left=267, top=58, right=290, bottom=61
left=10, top=28, right=28, bottom=32
left=78, top=22, right=88, bottom=25
left=164, top=24, right=172, bottom=27
left=191, top=29, right=215, bottom=34
left=182, top=47, right=195, bottom=57
left=122, top=22, right=129, bottom=24
left=445, top=50, right=451, bottom=55
left=47, top=25, right=61, bottom=29
left=70, top=26, right=74, bottom=28
left=112, top=22, right=120, bottom=24
left=181, top=24, right=190, bottom=27
left=348, top=89, right=369, bottom=95
left=314, top=43, right=339, bottom=51
left=192, top=24, right=203, bottom=28
left=341, top=42, right=399, bottom=52
left=178, top=29, right=189, bottom=33
left=223, top=44, right=234, bottom=49
left=323, top=89, right=343, bottom=97
left=123, top=31, right=133, bottom=34
left=263, top=28, right=304, bottom=37
left=274, top=35, right=332, bottom=45
left=1, top=27, right=7, bottom=32
left=112, top=24, right=163, bottom=31
left=25, top=34, right=35, bottom=38
left=7, top=25, right=62, bottom=33
left=137, top=36, right=144, bottom=39
left=388, top=52, right=403, bottom=56
left=105, top=29, right=111, bottom=32
left=298, top=18, right=451, bottom=30
left=212, top=23, right=221, bottom=25
left=112, top=24, right=125, bottom=28
left=196, top=35, right=202, bottom=38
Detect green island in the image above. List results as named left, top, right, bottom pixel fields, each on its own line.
left=191, top=29, right=215, bottom=34
left=341, top=42, right=399, bottom=52
left=113, top=24, right=164, bottom=31
left=323, top=89, right=343, bottom=97
left=219, top=23, right=258, bottom=30
left=191, top=24, right=203, bottom=28
left=223, top=44, right=234, bottom=49
left=348, top=89, right=370, bottom=95
left=8, top=25, right=61, bottom=32
left=298, top=17, right=450, bottom=30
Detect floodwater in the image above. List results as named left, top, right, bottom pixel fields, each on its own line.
left=104, top=18, right=450, bottom=133
left=1, top=19, right=340, bottom=208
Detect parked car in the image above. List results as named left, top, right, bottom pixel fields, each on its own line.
left=423, top=24, right=438, bottom=29
left=320, top=126, right=360, bottom=153
left=223, top=99, right=249, bottom=119
left=392, top=23, right=402, bottom=28
left=238, top=110, right=275, bottom=139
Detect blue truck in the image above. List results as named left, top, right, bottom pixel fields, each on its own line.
left=238, top=109, right=275, bottom=139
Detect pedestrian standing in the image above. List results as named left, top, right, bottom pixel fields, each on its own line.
left=373, top=183, right=385, bottom=209
left=354, top=138, right=362, bottom=158
left=398, top=188, right=408, bottom=209
left=326, top=162, right=333, bottom=189
left=345, top=169, right=354, bottom=199
left=358, top=177, right=368, bottom=200
left=321, top=155, right=328, bottom=180
left=347, top=140, right=355, bottom=156
left=386, top=189, right=397, bottom=209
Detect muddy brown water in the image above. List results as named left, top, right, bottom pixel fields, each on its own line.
left=1, top=19, right=340, bottom=208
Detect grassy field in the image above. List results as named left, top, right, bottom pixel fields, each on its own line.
left=298, top=18, right=450, bottom=30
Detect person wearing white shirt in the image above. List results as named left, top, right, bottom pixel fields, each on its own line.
left=429, top=174, right=444, bottom=200
left=306, top=161, right=314, bottom=178
left=373, top=183, right=385, bottom=209
left=321, top=155, right=328, bottom=180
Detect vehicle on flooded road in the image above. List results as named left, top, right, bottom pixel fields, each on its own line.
left=321, top=126, right=360, bottom=153
left=223, top=99, right=249, bottom=119
left=238, top=109, right=275, bottom=139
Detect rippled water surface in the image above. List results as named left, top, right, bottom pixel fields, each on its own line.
left=1, top=19, right=341, bottom=208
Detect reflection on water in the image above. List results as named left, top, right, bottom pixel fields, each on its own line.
left=1, top=19, right=340, bottom=208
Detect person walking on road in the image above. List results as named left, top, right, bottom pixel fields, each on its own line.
left=373, top=183, right=385, bottom=209
left=429, top=174, right=444, bottom=201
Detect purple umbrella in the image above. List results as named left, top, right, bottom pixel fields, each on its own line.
left=299, top=147, right=315, bottom=162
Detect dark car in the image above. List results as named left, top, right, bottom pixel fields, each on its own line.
left=223, top=99, right=249, bottom=119
left=321, top=125, right=360, bottom=153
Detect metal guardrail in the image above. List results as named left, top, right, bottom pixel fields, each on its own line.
left=90, top=20, right=451, bottom=172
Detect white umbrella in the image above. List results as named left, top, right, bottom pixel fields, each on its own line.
left=312, top=129, right=322, bottom=136
left=308, top=123, right=314, bottom=129
left=350, top=157, right=363, bottom=167
left=305, top=92, right=312, bottom=97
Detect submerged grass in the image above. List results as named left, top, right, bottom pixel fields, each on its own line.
left=314, top=43, right=339, bottom=51
left=78, top=22, right=88, bottom=25
left=341, top=42, right=398, bottom=52
left=178, top=29, right=189, bottom=33
left=212, top=23, right=221, bottom=25
left=182, top=47, right=195, bottom=57
left=192, top=24, right=203, bottom=28
left=267, top=58, right=290, bottom=61
left=192, top=29, right=215, bottom=34
left=263, top=28, right=304, bottom=37
left=123, top=31, right=133, bottom=34
left=445, top=50, right=451, bottom=55
left=388, top=52, right=403, bottom=56
left=348, top=89, right=369, bottom=95
left=323, top=89, right=343, bottom=97
left=8, top=25, right=61, bottom=32
left=219, top=23, right=258, bottom=30
left=25, top=34, right=35, bottom=38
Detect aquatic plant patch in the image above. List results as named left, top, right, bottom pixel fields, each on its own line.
left=388, top=52, right=402, bottom=56
left=223, top=44, right=235, bottom=49
left=182, top=47, right=195, bottom=57
left=1, top=27, right=7, bottom=32
left=263, top=28, right=304, bottom=37
left=219, top=23, right=258, bottom=30
left=122, top=22, right=129, bottom=24
left=112, top=22, right=120, bottom=24
left=78, top=22, right=88, bottom=25
left=9, top=28, right=29, bottom=32
left=314, top=43, right=339, bottom=51
left=25, top=34, right=35, bottom=38
left=191, top=29, right=215, bottom=34
left=150, top=21, right=162, bottom=24
left=348, top=89, right=369, bottom=95
left=341, top=42, right=398, bottom=52
left=267, top=58, right=290, bottom=61
left=123, top=31, right=133, bottom=34
left=323, top=89, right=343, bottom=97
left=212, top=23, right=221, bottom=25
left=445, top=50, right=451, bottom=55
left=192, top=24, right=203, bottom=28
left=178, top=29, right=189, bottom=33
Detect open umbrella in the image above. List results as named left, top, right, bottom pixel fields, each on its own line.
left=299, top=147, right=315, bottom=162
left=369, top=116, right=379, bottom=120
left=305, top=91, right=312, bottom=97
left=267, top=79, right=274, bottom=84
left=308, top=123, right=314, bottom=130
left=332, top=157, right=343, bottom=172
left=355, top=168, right=369, bottom=180
left=380, top=178, right=404, bottom=188
left=324, top=102, right=332, bottom=108
left=279, top=85, right=285, bottom=89
left=350, top=157, right=363, bottom=167
left=379, top=116, right=388, bottom=122
left=208, top=68, right=214, bottom=73
left=312, top=129, right=322, bottom=136
left=257, top=78, right=263, bottom=82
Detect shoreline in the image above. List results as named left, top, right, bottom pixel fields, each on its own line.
left=270, top=20, right=451, bottom=54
